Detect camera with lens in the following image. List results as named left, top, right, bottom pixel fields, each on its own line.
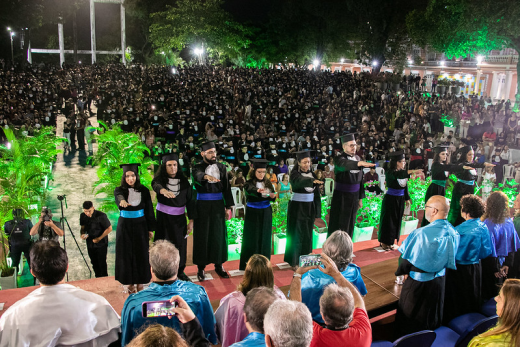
left=42, top=207, right=52, bottom=222
left=57, top=195, right=66, bottom=201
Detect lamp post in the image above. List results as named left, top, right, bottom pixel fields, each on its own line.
left=7, top=27, right=14, bottom=63
left=194, top=47, right=203, bottom=65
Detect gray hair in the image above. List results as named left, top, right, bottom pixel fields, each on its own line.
left=264, top=300, right=313, bottom=347
left=319, top=283, right=355, bottom=329
left=149, top=240, right=180, bottom=280
left=323, top=230, right=353, bottom=271
left=244, top=287, right=279, bottom=333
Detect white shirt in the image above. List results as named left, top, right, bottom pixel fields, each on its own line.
left=0, top=284, right=120, bottom=347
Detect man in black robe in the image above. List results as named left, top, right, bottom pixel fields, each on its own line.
left=328, top=134, right=375, bottom=238
left=152, top=153, right=196, bottom=282
left=192, top=141, right=234, bottom=281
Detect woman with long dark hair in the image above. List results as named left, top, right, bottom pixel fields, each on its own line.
left=447, top=145, right=494, bottom=227
left=378, top=152, right=423, bottom=250
left=284, top=151, right=322, bottom=266
left=239, top=160, right=277, bottom=270
left=115, top=164, right=156, bottom=293
left=421, top=146, right=472, bottom=227
left=481, top=191, right=520, bottom=300
left=152, top=153, right=195, bottom=282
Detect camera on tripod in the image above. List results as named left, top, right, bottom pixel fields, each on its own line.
left=57, top=194, right=66, bottom=201
left=42, top=207, right=52, bottom=222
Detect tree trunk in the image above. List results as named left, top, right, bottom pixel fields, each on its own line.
left=20, top=29, right=31, bottom=69
left=73, top=10, right=78, bottom=63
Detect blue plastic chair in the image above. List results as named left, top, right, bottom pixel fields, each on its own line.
left=371, top=341, right=393, bottom=347
left=454, top=315, right=498, bottom=347
left=432, top=326, right=460, bottom=347
left=480, top=298, right=497, bottom=317
left=393, top=330, right=436, bottom=347
left=448, top=312, right=487, bottom=335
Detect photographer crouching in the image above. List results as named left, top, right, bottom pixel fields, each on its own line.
left=30, top=207, right=64, bottom=242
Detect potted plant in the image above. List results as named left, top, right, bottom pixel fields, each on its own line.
left=313, top=196, right=330, bottom=249
left=437, top=78, right=451, bottom=95
left=226, top=218, right=243, bottom=261
left=272, top=195, right=290, bottom=254
left=352, top=191, right=382, bottom=242
left=401, top=177, right=429, bottom=235
left=450, top=80, right=465, bottom=95
left=440, top=113, right=456, bottom=135
left=0, top=232, right=16, bottom=290
left=387, top=73, right=402, bottom=91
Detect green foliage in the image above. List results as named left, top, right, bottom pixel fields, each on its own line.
left=0, top=127, right=62, bottom=272
left=272, top=194, right=291, bottom=235
left=408, top=177, right=430, bottom=219
left=355, top=190, right=383, bottom=228
left=226, top=218, right=244, bottom=246
left=440, top=113, right=455, bottom=127
left=88, top=122, right=156, bottom=214
left=493, top=179, right=520, bottom=208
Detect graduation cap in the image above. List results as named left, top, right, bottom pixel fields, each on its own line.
left=295, top=150, right=313, bottom=161
left=120, top=163, right=141, bottom=174
left=434, top=146, right=449, bottom=154
left=162, top=153, right=179, bottom=163
left=200, top=141, right=216, bottom=151
left=251, top=159, right=269, bottom=169
left=388, top=151, right=405, bottom=161
left=340, top=133, right=357, bottom=144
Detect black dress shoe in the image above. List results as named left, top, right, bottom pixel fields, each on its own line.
left=178, top=273, right=192, bottom=282
left=214, top=266, right=230, bottom=279
left=197, top=270, right=206, bottom=282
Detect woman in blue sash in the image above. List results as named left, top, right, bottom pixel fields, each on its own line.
left=447, top=145, right=494, bottom=227
left=239, top=159, right=277, bottom=270
left=284, top=151, right=322, bottom=267
left=378, top=152, right=423, bottom=251
left=114, top=163, right=156, bottom=293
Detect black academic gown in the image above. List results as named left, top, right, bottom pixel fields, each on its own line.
left=447, top=162, right=486, bottom=227
left=239, top=180, right=276, bottom=270
left=114, top=186, right=156, bottom=285
left=152, top=175, right=195, bottom=275
left=192, top=161, right=234, bottom=267
left=328, top=153, right=365, bottom=238
left=421, top=162, right=462, bottom=227
left=284, top=168, right=321, bottom=266
left=378, top=170, right=410, bottom=245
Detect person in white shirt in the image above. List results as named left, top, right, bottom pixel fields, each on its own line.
left=0, top=241, right=120, bottom=347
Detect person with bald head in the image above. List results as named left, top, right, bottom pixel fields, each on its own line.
left=395, top=195, right=460, bottom=336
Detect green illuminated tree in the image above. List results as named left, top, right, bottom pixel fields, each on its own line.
left=407, top=0, right=520, bottom=110
left=149, top=0, right=252, bottom=64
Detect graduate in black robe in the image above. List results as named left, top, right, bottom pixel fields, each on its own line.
left=328, top=134, right=375, bottom=238
left=284, top=151, right=322, bottom=267
left=421, top=146, right=469, bottom=227
left=114, top=163, right=156, bottom=293
left=152, top=153, right=196, bottom=282
left=378, top=152, right=423, bottom=250
left=192, top=141, right=234, bottom=281
left=447, top=145, right=494, bottom=227
left=239, top=159, right=277, bottom=270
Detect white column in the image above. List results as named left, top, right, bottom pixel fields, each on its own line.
left=504, top=71, right=513, bottom=100
left=27, top=41, right=32, bottom=64
left=90, top=0, right=96, bottom=64
left=489, top=72, right=499, bottom=101
left=474, top=70, right=482, bottom=95
left=58, top=23, right=65, bottom=67
left=121, top=1, right=126, bottom=65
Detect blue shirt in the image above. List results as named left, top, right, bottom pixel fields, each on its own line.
left=301, top=264, right=367, bottom=324
left=484, top=218, right=520, bottom=265
left=399, top=219, right=460, bottom=282
left=230, top=332, right=266, bottom=347
left=455, top=218, right=493, bottom=265
left=121, top=281, right=217, bottom=346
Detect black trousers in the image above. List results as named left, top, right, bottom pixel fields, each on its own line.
left=77, top=130, right=85, bottom=150
left=87, top=245, right=108, bottom=277
left=10, top=242, right=31, bottom=271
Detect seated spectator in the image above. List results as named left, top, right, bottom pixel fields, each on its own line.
left=469, top=279, right=520, bottom=346
left=290, top=253, right=371, bottom=347
left=300, top=230, right=367, bottom=324
left=215, top=254, right=286, bottom=347
left=127, top=295, right=210, bottom=347
left=0, top=241, right=120, bottom=346
left=230, top=287, right=279, bottom=347
left=264, top=300, right=313, bottom=347
left=121, top=240, right=217, bottom=345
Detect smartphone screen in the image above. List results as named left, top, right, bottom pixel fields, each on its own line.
left=299, top=254, right=322, bottom=268
left=141, top=300, right=177, bottom=318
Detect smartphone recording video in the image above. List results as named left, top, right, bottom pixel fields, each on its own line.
left=299, top=254, right=322, bottom=268
left=141, top=300, right=177, bottom=318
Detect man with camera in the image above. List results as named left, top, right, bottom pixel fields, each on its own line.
left=3, top=209, right=33, bottom=272
left=80, top=201, right=112, bottom=278
left=30, top=207, right=64, bottom=242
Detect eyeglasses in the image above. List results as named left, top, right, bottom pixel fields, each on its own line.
left=425, top=206, right=438, bottom=211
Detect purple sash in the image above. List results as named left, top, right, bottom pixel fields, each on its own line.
left=156, top=202, right=185, bottom=216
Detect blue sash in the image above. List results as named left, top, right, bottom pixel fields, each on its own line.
left=387, top=188, right=405, bottom=196
left=458, top=179, right=475, bottom=186
left=197, top=193, right=223, bottom=201
left=409, top=269, right=446, bottom=282
left=120, top=209, right=144, bottom=218
left=247, top=201, right=271, bottom=209
left=291, top=193, right=314, bottom=202
left=226, top=156, right=236, bottom=160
